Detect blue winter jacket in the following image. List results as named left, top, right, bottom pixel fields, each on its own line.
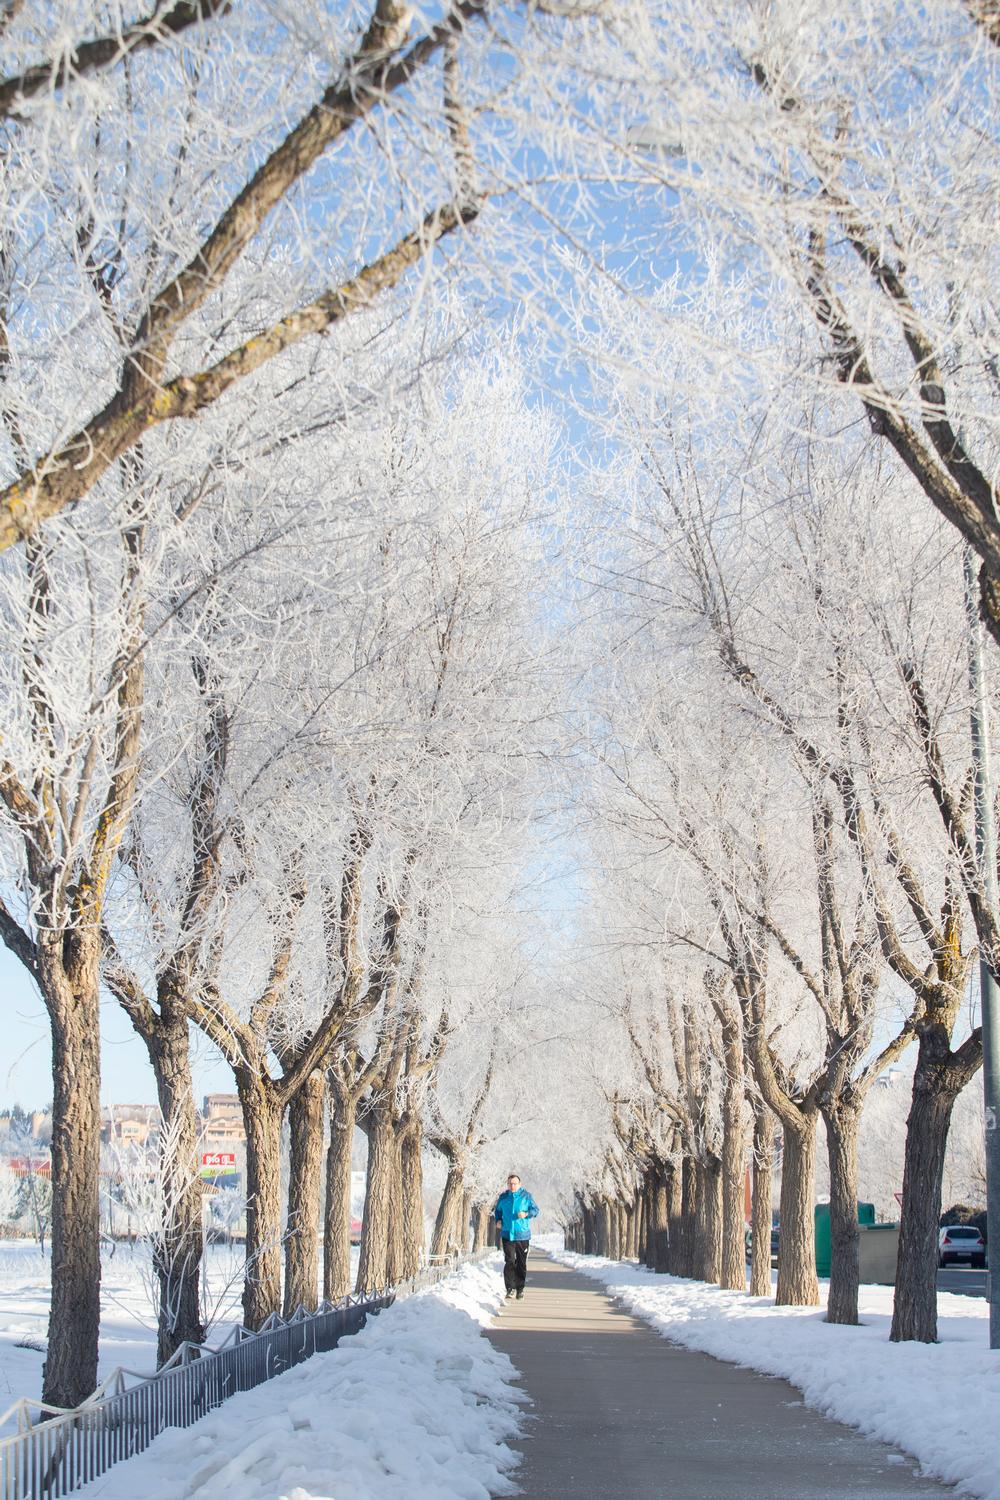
left=493, top=1187, right=539, bottom=1241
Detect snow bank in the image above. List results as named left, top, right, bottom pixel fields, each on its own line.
left=74, top=1255, right=523, bottom=1500
left=554, top=1249, right=999, bottom=1499
left=0, top=1240, right=360, bottom=1431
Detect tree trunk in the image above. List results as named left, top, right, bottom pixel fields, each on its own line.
left=431, top=1157, right=465, bottom=1258
left=583, top=1200, right=597, bottom=1254
left=283, top=1070, right=325, bottom=1315
left=665, top=1159, right=683, bottom=1273
left=719, top=1013, right=747, bottom=1292
left=643, top=1186, right=653, bottom=1262
left=40, top=936, right=102, bottom=1409
left=890, top=1043, right=968, bottom=1342
left=472, top=1203, right=491, bottom=1251
left=357, top=1110, right=395, bottom=1291
left=237, top=1075, right=284, bottom=1328
left=596, top=1197, right=612, bottom=1257
left=639, top=1180, right=652, bottom=1266
left=674, top=1155, right=696, bottom=1278
left=399, top=1125, right=424, bottom=1277
left=613, top=1200, right=626, bottom=1259
left=145, top=1004, right=205, bottom=1363
left=651, top=1171, right=670, bottom=1273
left=823, top=1099, right=862, bottom=1326
left=385, top=1129, right=405, bottom=1285
left=750, top=1105, right=774, bottom=1298
left=776, top=1115, right=819, bottom=1308
left=696, top=1156, right=722, bottom=1284
left=629, top=1187, right=643, bottom=1260
left=323, top=1088, right=356, bottom=1302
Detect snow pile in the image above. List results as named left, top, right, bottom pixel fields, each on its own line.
left=74, top=1255, right=522, bottom=1500
left=555, top=1249, right=1000, bottom=1499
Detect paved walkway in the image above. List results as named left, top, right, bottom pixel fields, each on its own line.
left=487, top=1255, right=951, bottom=1500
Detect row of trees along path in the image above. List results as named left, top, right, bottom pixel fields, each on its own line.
left=1, top=0, right=999, bottom=1410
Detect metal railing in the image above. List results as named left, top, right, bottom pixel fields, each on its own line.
left=0, top=1252, right=490, bottom=1500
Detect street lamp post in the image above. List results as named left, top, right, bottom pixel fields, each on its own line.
left=964, top=545, right=1000, bottom=1349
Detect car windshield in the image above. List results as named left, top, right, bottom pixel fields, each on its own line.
left=944, top=1227, right=979, bottom=1238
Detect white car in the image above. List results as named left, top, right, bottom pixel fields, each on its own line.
left=938, top=1224, right=986, bottom=1268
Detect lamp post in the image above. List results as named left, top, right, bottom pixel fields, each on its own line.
left=964, top=545, right=1000, bottom=1348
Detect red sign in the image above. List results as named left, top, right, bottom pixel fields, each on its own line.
left=201, top=1151, right=236, bottom=1175
left=893, top=1192, right=904, bottom=1207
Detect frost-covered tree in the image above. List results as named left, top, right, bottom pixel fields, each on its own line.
left=571, top=0, right=1000, bottom=635
left=0, top=0, right=495, bottom=547
left=571, top=302, right=984, bottom=1330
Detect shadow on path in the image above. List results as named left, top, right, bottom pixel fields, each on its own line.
left=486, top=1254, right=952, bottom=1500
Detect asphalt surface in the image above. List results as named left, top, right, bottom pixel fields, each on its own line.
left=488, top=1254, right=952, bottom=1500
left=937, top=1265, right=988, bottom=1299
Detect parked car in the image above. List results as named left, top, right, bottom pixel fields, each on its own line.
left=938, top=1224, right=986, bottom=1268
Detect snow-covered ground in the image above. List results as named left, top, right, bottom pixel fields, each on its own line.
left=66, top=1255, right=522, bottom=1500
left=554, top=1248, right=999, bottom=1500
left=0, top=1239, right=360, bottom=1429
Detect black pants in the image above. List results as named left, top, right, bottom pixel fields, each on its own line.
left=502, top=1237, right=529, bottom=1291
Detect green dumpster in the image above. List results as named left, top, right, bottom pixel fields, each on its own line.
left=814, top=1202, right=875, bottom=1276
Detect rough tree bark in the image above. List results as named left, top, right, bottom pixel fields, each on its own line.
left=472, top=1203, right=492, bottom=1251
left=385, top=1130, right=406, bottom=1285
left=674, top=1157, right=696, bottom=1278
left=283, top=1068, right=326, bottom=1314
left=323, top=1085, right=357, bottom=1302
left=823, top=1098, right=862, bottom=1326
left=627, top=1187, right=642, bottom=1260
left=749, top=1101, right=775, bottom=1299
left=695, top=1156, right=722, bottom=1284
left=665, top=1158, right=683, bottom=1273
left=597, top=1197, right=613, bottom=1257
left=776, top=1117, right=819, bottom=1308
left=38, top=935, right=103, bottom=1408
left=617, top=1198, right=628, bottom=1259
left=582, top=1198, right=597, bottom=1254
left=236, top=1073, right=285, bottom=1329
left=400, top=1122, right=424, bottom=1277
left=357, top=1108, right=397, bottom=1291
left=431, top=1155, right=466, bottom=1258
left=718, top=999, right=748, bottom=1292
left=651, top=1170, right=670, bottom=1272
left=891, top=1034, right=982, bottom=1342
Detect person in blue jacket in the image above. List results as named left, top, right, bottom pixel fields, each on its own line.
left=493, top=1173, right=539, bottom=1299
